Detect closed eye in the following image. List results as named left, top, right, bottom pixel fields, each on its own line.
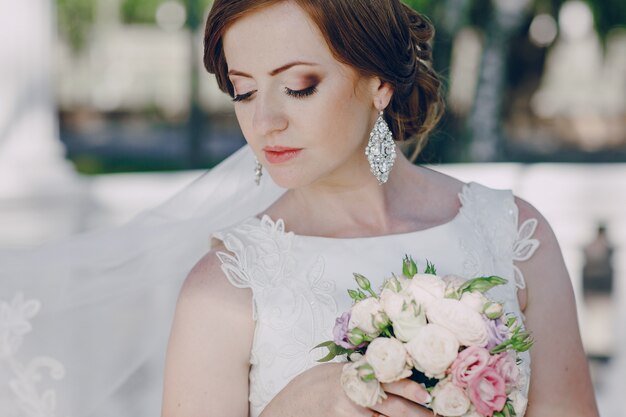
left=232, top=85, right=318, bottom=103
left=232, top=91, right=255, bottom=102
left=285, top=85, right=317, bottom=99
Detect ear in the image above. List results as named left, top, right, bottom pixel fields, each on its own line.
left=371, top=78, right=394, bottom=111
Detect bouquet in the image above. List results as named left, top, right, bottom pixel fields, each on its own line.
left=315, top=256, right=532, bottom=417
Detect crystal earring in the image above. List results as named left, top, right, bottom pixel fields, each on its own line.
left=365, top=111, right=396, bottom=184
left=254, top=158, right=263, bottom=185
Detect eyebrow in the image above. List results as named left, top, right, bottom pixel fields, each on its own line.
left=228, top=61, right=319, bottom=78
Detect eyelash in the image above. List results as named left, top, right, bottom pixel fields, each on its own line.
left=232, top=85, right=318, bottom=102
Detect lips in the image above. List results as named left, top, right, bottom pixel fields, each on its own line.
left=263, top=146, right=303, bottom=164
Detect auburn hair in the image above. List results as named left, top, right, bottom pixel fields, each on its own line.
left=204, top=0, right=444, bottom=159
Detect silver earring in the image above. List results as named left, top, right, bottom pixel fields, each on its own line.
left=365, top=111, right=396, bottom=184
left=254, top=158, right=263, bottom=185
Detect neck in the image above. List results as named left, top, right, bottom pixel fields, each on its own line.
left=282, top=150, right=424, bottom=237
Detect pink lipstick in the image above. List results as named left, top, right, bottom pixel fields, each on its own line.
left=263, top=146, right=303, bottom=164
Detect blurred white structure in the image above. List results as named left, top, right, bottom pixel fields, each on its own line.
left=55, top=0, right=232, bottom=117
left=0, top=0, right=87, bottom=247
left=532, top=1, right=626, bottom=150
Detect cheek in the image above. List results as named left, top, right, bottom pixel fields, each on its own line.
left=317, top=86, right=370, bottom=149
left=234, top=106, right=256, bottom=144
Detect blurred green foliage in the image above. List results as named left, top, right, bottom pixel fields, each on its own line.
left=121, top=0, right=162, bottom=23
left=57, top=0, right=214, bottom=51
left=403, top=0, right=625, bottom=40
left=121, top=0, right=213, bottom=24
left=57, top=0, right=96, bottom=52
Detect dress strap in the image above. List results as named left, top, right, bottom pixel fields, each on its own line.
left=211, top=216, right=295, bottom=320
left=459, top=182, right=540, bottom=289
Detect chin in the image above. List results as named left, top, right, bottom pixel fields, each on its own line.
left=265, top=168, right=317, bottom=190
left=267, top=174, right=307, bottom=190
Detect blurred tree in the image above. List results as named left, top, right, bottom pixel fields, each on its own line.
left=120, top=0, right=213, bottom=24
left=121, top=0, right=161, bottom=23
left=57, top=0, right=96, bottom=52
left=186, top=0, right=205, bottom=168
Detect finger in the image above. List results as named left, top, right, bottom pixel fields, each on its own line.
left=370, top=393, right=432, bottom=417
left=382, top=379, right=431, bottom=405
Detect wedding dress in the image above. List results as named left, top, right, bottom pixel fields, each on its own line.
left=212, top=182, right=539, bottom=417
left=0, top=144, right=539, bottom=417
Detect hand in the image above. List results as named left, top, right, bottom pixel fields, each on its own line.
left=260, top=363, right=433, bottom=417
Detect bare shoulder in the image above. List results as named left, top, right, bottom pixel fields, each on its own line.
left=162, top=246, right=254, bottom=417
left=178, top=245, right=252, bottom=310
left=513, top=196, right=562, bottom=259
left=511, top=199, right=600, bottom=415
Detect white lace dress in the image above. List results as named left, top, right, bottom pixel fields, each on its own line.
left=212, top=182, right=540, bottom=417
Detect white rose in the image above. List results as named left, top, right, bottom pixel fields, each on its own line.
left=406, top=274, right=446, bottom=310
left=461, top=409, right=482, bottom=417
left=405, top=324, right=459, bottom=379
left=381, top=276, right=403, bottom=292
left=442, top=274, right=466, bottom=299
left=426, top=298, right=489, bottom=347
left=341, top=360, right=387, bottom=407
left=411, top=274, right=446, bottom=298
left=379, top=288, right=405, bottom=318
left=431, top=378, right=471, bottom=417
left=380, top=289, right=426, bottom=342
left=365, top=337, right=412, bottom=383
left=460, top=291, right=487, bottom=313
left=442, top=274, right=466, bottom=288
left=349, top=298, right=388, bottom=336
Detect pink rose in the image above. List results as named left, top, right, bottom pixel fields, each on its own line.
left=450, top=346, right=491, bottom=388
left=467, top=367, right=507, bottom=417
left=489, top=351, right=520, bottom=392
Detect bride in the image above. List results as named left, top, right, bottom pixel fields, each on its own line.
left=161, top=1, right=598, bottom=417
left=0, top=1, right=599, bottom=416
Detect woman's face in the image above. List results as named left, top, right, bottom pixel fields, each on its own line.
left=222, top=1, right=386, bottom=189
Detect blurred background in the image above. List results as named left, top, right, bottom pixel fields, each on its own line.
left=0, top=0, right=624, bottom=415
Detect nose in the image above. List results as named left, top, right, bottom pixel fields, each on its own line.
left=252, top=92, right=288, bottom=137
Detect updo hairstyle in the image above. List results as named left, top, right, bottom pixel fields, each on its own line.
left=204, top=0, right=444, bottom=159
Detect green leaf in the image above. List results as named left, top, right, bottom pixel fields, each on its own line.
left=424, top=260, right=437, bottom=275
left=312, top=340, right=334, bottom=350
left=506, top=401, right=517, bottom=417
left=317, top=351, right=338, bottom=362
left=490, top=341, right=511, bottom=354
left=312, top=340, right=353, bottom=362
left=458, top=276, right=508, bottom=294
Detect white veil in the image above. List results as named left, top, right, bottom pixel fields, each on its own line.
left=0, top=144, right=285, bottom=417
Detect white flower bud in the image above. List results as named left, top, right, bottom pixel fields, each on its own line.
left=483, top=301, right=504, bottom=319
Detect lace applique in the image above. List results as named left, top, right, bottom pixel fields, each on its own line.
left=512, top=218, right=540, bottom=289
left=1, top=293, right=66, bottom=417
left=213, top=215, right=337, bottom=415
left=459, top=184, right=541, bottom=288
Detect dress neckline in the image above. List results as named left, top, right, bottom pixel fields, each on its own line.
left=251, top=182, right=472, bottom=242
